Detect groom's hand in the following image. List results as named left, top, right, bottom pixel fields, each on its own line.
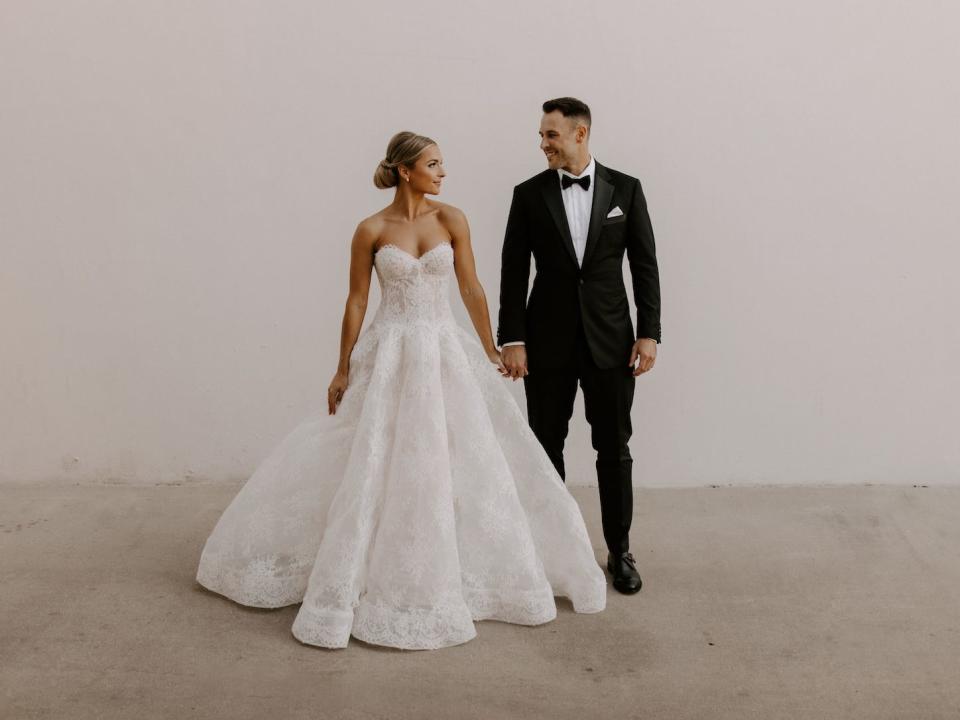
left=629, top=338, right=657, bottom=376
left=501, top=345, right=529, bottom=381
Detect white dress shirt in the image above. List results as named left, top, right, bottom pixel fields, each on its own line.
left=558, top=155, right=595, bottom=267
left=501, top=157, right=595, bottom=349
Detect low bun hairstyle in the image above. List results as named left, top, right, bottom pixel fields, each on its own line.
left=373, top=131, right=437, bottom=189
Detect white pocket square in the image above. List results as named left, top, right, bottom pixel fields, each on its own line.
left=606, top=206, right=624, bottom=218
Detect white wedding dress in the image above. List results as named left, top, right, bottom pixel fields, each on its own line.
left=196, top=241, right=606, bottom=650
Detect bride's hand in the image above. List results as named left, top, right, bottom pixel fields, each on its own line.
left=327, top=371, right=349, bottom=415
left=487, top=349, right=509, bottom=377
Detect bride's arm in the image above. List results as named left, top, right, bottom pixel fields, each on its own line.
left=328, top=222, right=376, bottom=414
left=443, top=206, right=507, bottom=375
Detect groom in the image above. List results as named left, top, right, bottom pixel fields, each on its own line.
left=497, top=97, right=661, bottom=595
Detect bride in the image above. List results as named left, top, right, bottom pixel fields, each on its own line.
left=196, top=131, right=606, bottom=650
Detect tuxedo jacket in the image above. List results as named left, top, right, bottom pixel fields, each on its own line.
left=496, top=161, right=662, bottom=371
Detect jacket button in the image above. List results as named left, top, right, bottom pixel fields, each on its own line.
left=579, top=279, right=584, bottom=286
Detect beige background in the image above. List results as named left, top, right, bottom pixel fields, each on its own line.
left=2, top=1, right=958, bottom=486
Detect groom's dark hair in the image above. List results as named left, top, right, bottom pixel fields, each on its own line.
left=542, top=97, right=591, bottom=130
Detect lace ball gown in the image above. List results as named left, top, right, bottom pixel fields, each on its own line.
left=196, top=241, right=606, bottom=650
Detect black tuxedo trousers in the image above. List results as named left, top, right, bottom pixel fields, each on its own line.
left=523, top=316, right=635, bottom=556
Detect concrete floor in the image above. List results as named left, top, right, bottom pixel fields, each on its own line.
left=1, top=483, right=959, bottom=720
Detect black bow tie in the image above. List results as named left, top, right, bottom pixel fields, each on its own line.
left=561, top=174, right=591, bottom=191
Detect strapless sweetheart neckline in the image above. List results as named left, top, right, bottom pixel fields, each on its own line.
left=375, top=241, right=452, bottom=262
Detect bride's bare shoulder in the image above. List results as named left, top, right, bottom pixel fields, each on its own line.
left=434, top=201, right=469, bottom=232
left=353, top=212, right=387, bottom=249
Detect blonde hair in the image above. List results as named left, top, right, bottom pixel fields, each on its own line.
left=374, top=131, right=437, bottom=189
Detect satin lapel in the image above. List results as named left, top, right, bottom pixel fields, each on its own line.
left=540, top=175, right=578, bottom=266
left=582, top=164, right=613, bottom=269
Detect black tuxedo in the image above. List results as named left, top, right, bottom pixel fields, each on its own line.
left=496, top=160, right=661, bottom=555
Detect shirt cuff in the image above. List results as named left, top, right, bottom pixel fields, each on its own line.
left=500, top=341, right=525, bottom=348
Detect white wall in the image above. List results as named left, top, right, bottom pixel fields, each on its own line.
left=2, top=0, right=958, bottom=486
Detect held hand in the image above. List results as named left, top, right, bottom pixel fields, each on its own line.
left=501, top=345, right=529, bottom=381
left=628, top=338, right=657, bottom=376
left=327, top=371, right=349, bottom=415
left=487, top=348, right=510, bottom=377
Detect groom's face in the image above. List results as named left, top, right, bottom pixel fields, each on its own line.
left=539, top=111, right=587, bottom=172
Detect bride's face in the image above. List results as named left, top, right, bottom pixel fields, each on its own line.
left=402, top=144, right=446, bottom=195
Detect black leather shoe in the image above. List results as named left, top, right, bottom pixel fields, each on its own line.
left=607, top=552, right=642, bottom=594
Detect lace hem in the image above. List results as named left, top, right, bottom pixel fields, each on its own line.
left=464, top=586, right=557, bottom=625
left=197, top=552, right=604, bottom=623
left=292, top=598, right=477, bottom=650
left=290, top=585, right=583, bottom=650
left=196, top=553, right=308, bottom=608
left=563, top=585, right=607, bottom=614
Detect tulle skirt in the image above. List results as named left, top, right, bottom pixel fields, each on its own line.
left=196, top=319, right=606, bottom=649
